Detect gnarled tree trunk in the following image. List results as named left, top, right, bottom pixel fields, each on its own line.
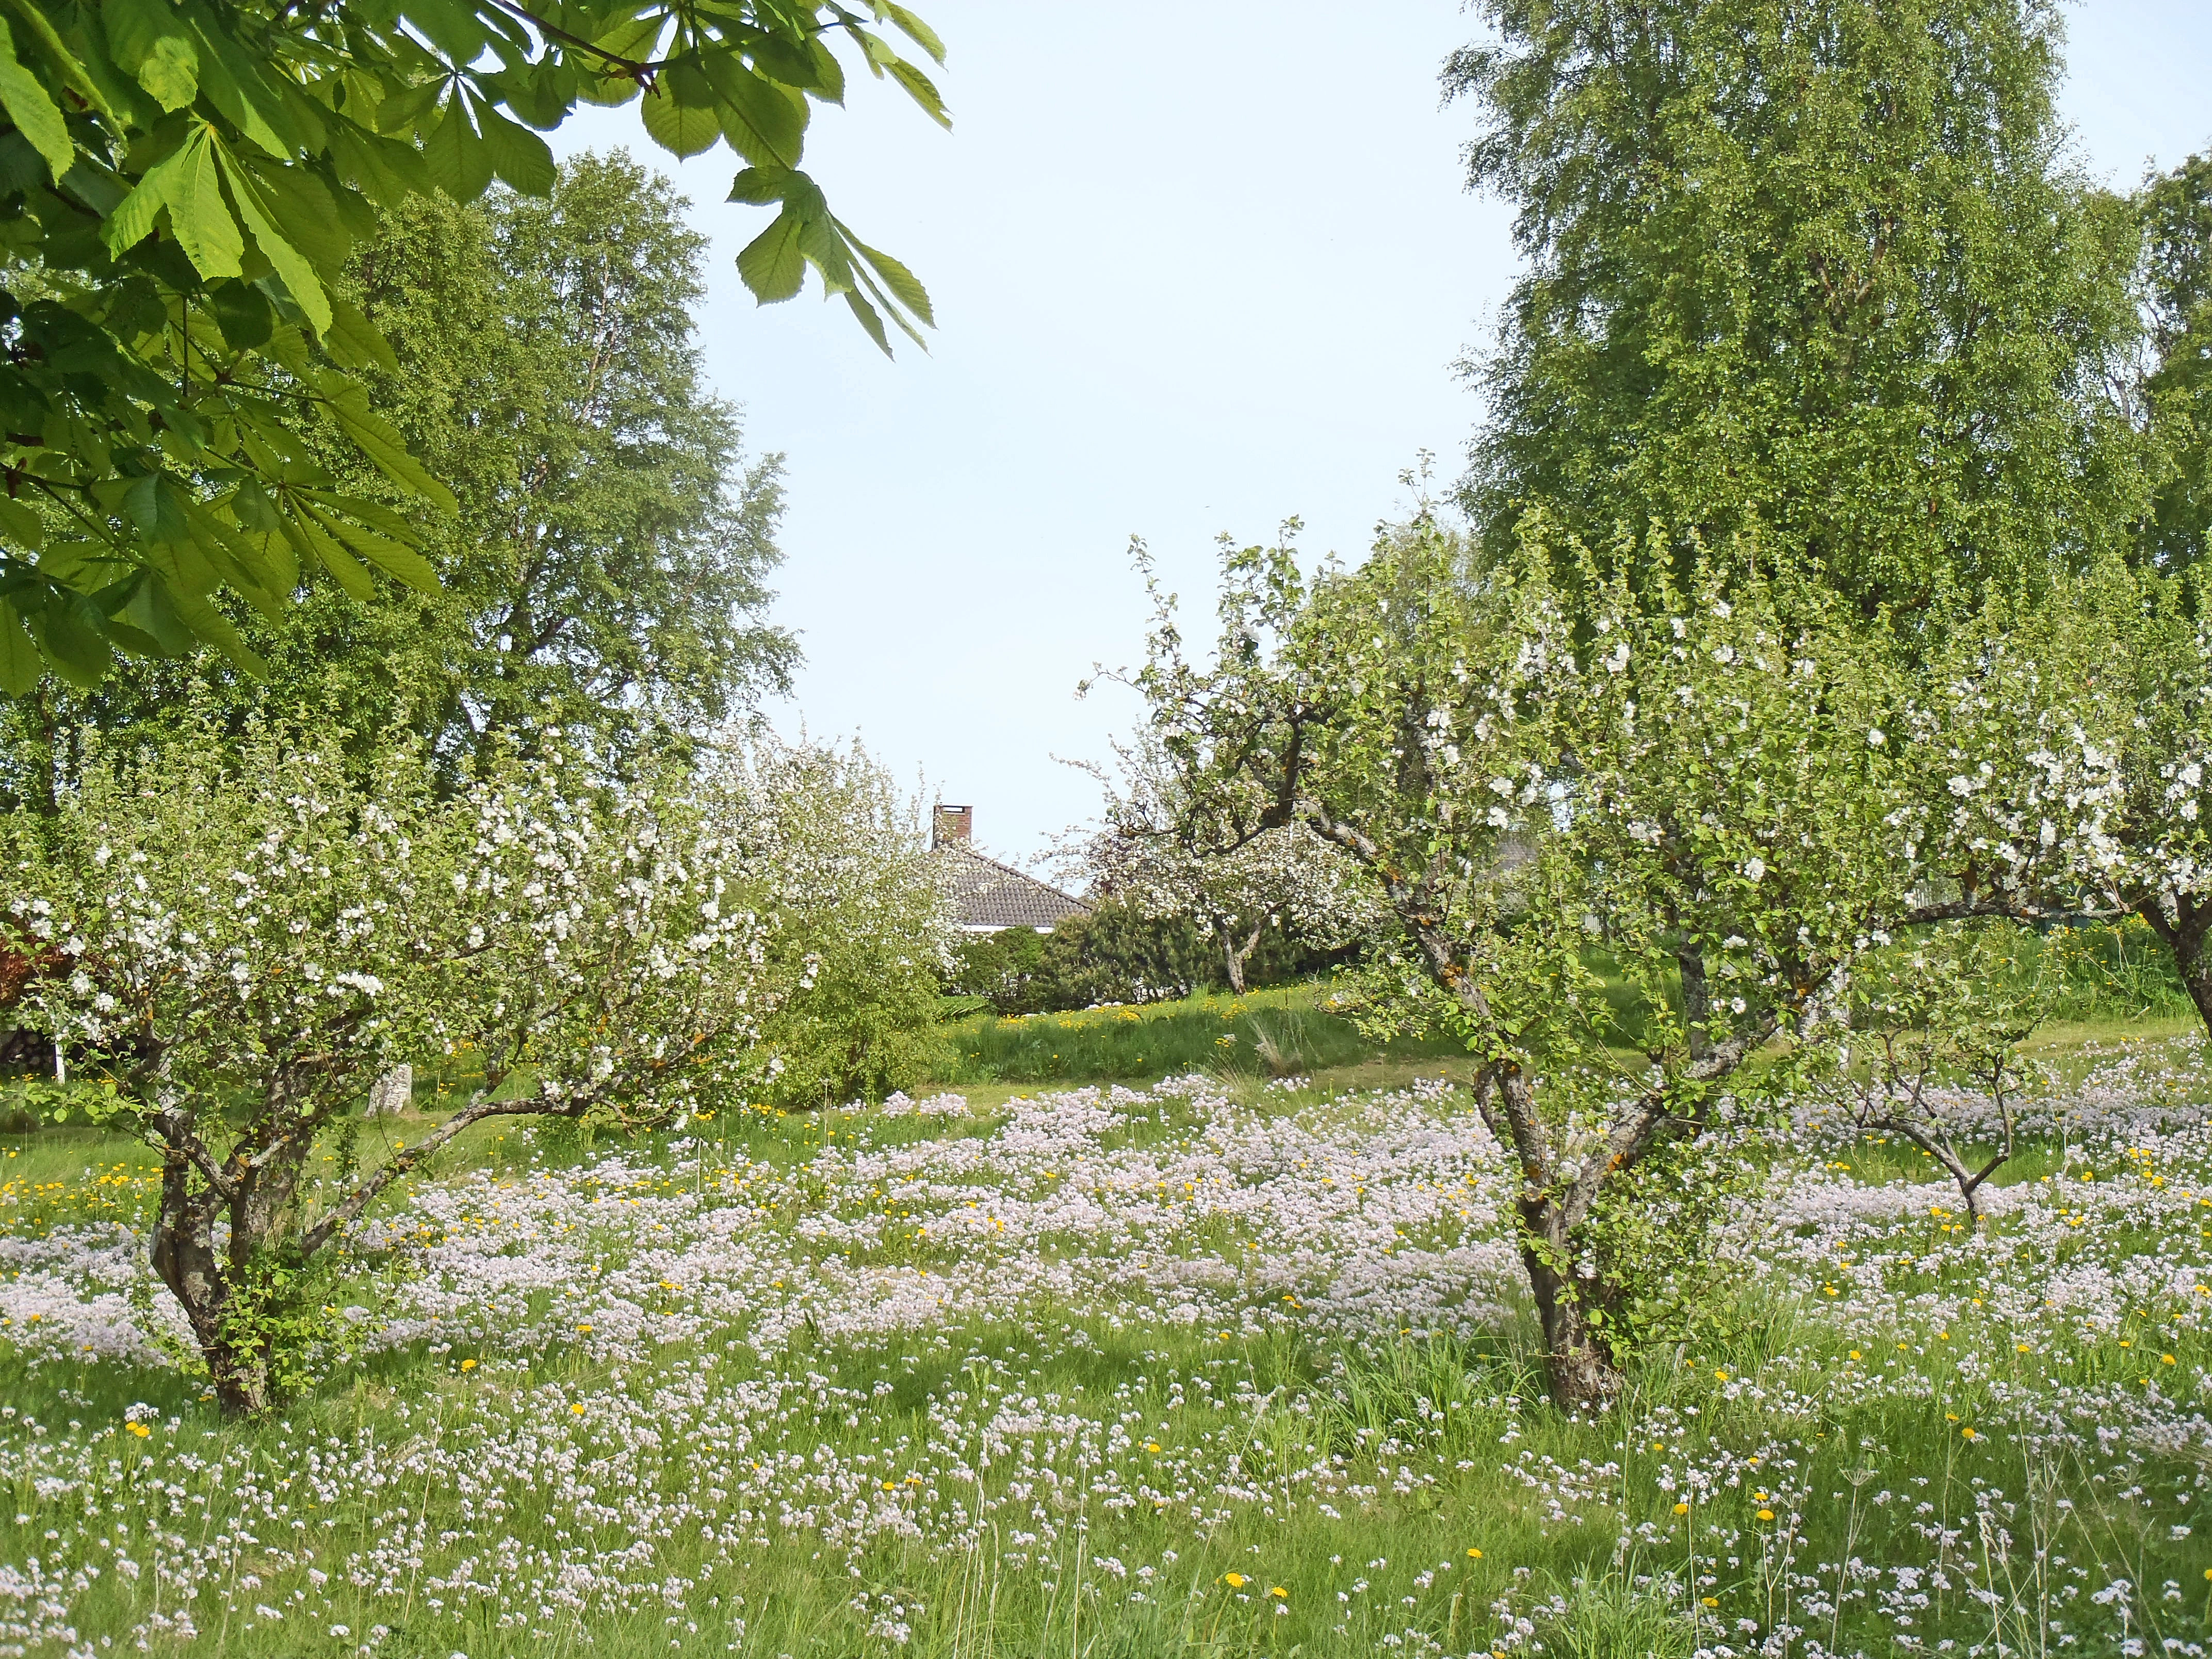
left=149, top=1115, right=321, bottom=1419
left=151, top=1160, right=273, bottom=1417
left=1515, top=1213, right=1622, bottom=1410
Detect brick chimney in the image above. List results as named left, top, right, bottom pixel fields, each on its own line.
left=932, top=804, right=973, bottom=850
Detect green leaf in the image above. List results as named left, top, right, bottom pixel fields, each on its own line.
left=25, top=591, right=112, bottom=688
left=0, top=595, right=36, bottom=694
left=849, top=230, right=933, bottom=326
left=804, top=36, right=844, bottom=102
left=235, top=157, right=349, bottom=272
left=0, top=0, right=109, bottom=116
left=840, top=286, right=889, bottom=354
left=321, top=291, right=397, bottom=372
left=122, top=469, right=192, bottom=542
left=735, top=207, right=806, bottom=303
left=499, top=57, right=576, bottom=129
left=743, top=32, right=821, bottom=91
left=0, top=492, right=44, bottom=551
left=101, top=0, right=197, bottom=112
left=303, top=499, right=438, bottom=595
left=727, top=163, right=824, bottom=213
left=115, top=568, right=194, bottom=655
left=315, top=372, right=458, bottom=513
left=880, top=2, right=944, bottom=66
left=574, top=10, right=661, bottom=107
left=638, top=81, right=721, bottom=158
left=399, top=0, right=489, bottom=68
left=476, top=97, right=556, bottom=193
left=0, top=17, right=72, bottom=180
left=280, top=508, right=373, bottom=600
left=209, top=274, right=273, bottom=349
left=701, top=51, right=803, bottom=167
left=101, top=137, right=184, bottom=256
left=848, top=258, right=925, bottom=350
left=373, top=76, right=444, bottom=136
left=326, top=115, right=431, bottom=206
left=796, top=209, right=852, bottom=290
left=663, top=50, right=714, bottom=106
left=181, top=498, right=285, bottom=602
left=166, top=584, right=263, bottom=673
left=217, top=148, right=330, bottom=334
left=164, top=129, right=243, bottom=280
left=180, top=6, right=291, bottom=156
left=296, top=487, right=425, bottom=544
left=421, top=93, right=493, bottom=200
left=884, top=57, right=947, bottom=128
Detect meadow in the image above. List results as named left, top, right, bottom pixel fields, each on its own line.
left=1, top=963, right=2209, bottom=1658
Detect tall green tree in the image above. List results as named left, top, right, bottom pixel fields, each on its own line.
left=1449, top=0, right=2152, bottom=612
left=0, top=153, right=794, bottom=804
left=2138, top=149, right=2212, bottom=576
left=0, top=0, right=941, bottom=690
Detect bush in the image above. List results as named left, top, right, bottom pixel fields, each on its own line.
left=946, top=924, right=1051, bottom=1014
left=710, top=739, right=956, bottom=1107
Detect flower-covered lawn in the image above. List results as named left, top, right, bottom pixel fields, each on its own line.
left=1, top=1054, right=2208, bottom=1656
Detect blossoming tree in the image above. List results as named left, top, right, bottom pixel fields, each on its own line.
left=1120, top=514, right=1961, bottom=1408
left=1897, top=564, right=2212, bottom=1036
left=1072, top=740, right=1377, bottom=995
left=1, top=728, right=785, bottom=1414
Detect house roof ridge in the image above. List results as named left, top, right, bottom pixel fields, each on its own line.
left=939, top=841, right=1092, bottom=911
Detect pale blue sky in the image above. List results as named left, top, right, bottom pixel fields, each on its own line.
left=555, top=1, right=2212, bottom=869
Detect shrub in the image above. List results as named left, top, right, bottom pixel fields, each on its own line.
left=947, top=924, right=1051, bottom=1014
left=709, top=738, right=957, bottom=1107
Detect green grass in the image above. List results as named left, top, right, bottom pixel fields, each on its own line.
left=3, top=951, right=2210, bottom=1656
left=930, top=982, right=1468, bottom=1091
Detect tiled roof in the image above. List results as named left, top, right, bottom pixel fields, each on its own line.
left=938, top=845, right=1092, bottom=931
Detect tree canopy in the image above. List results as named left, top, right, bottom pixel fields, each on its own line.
left=1449, top=0, right=2153, bottom=613
left=2139, top=150, right=2212, bottom=577
left=0, top=153, right=794, bottom=804
left=0, top=0, right=940, bottom=692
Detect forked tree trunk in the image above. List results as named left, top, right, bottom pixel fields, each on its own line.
left=1528, top=1273, right=1618, bottom=1411
left=151, top=1163, right=273, bottom=1417
left=1221, top=920, right=1265, bottom=997
left=150, top=1132, right=318, bottom=1418
left=1512, top=1188, right=1624, bottom=1410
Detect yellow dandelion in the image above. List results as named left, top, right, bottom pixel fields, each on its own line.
left=1756, top=1508, right=1775, bottom=1521
left=1713, top=1370, right=1729, bottom=1381
left=1270, top=1586, right=1288, bottom=1599
left=1672, top=1501, right=1689, bottom=1515
left=1223, top=1572, right=1246, bottom=1589
left=460, top=1358, right=477, bottom=1372
left=1467, top=1547, right=1483, bottom=1558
